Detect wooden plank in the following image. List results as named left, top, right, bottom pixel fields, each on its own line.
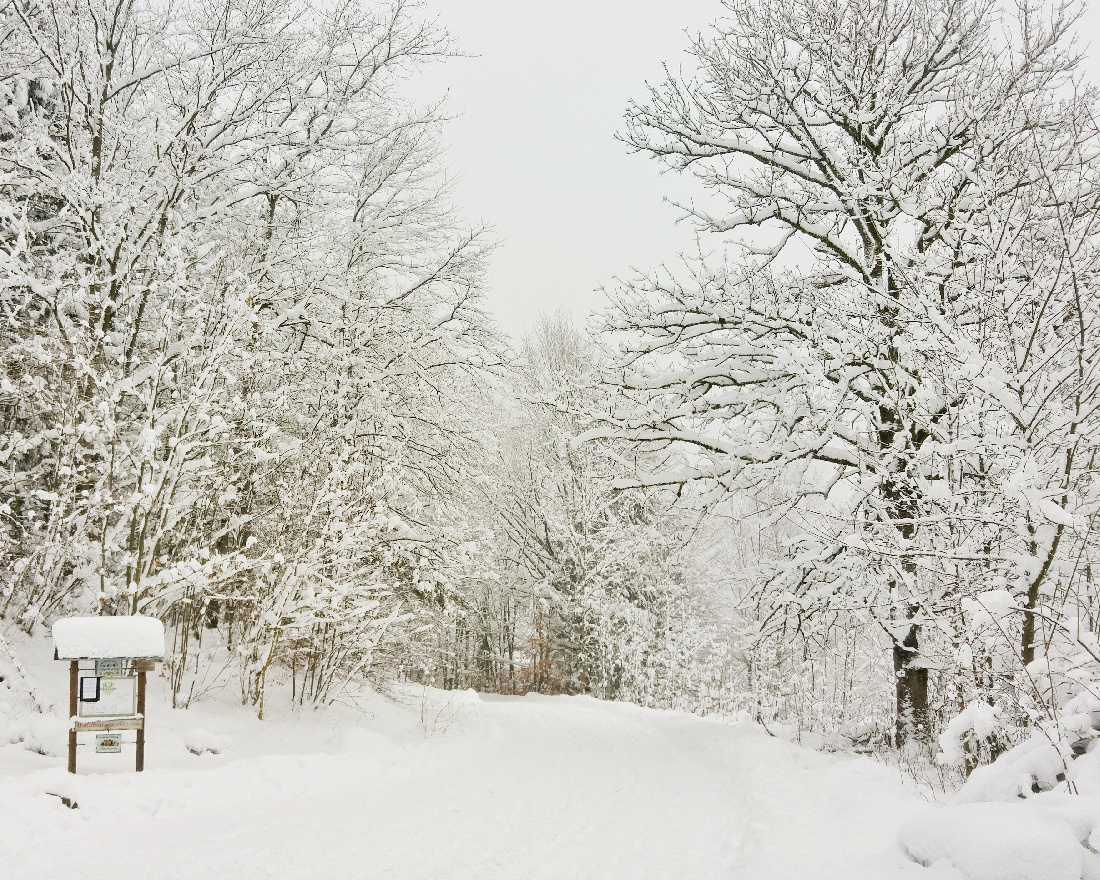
left=136, top=669, right=146, bottom=772
left=68, top=661, right=77, bottom=774
left=134, top=658, right=156, bottom=672
left=73, top=716, right=144, bottom=732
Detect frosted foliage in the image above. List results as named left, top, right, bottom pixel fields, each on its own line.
left=1, top=1, right=725, bottom=719
left=599, top=0, right=1100, bottom=752
left=6, top=0, right=1100, bottom=771
left=0, top=0, right=507, bottom=713
left=426, top=314, right=733, bottom=713
left=938, top=701, right=1002, bottom=769
left=961, top=592, right=1016, bottom=633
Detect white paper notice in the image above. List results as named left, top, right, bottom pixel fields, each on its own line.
left=79, top=676, right=137, bottom=717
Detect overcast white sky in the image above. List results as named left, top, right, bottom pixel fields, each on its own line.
left=419, top=0, right=1100, bottom=342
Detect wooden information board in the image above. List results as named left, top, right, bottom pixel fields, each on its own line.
left=53, top=615, right=164, bottom=774
left=67, top=659, right=149, bottom=772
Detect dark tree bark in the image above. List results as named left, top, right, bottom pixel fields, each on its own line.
left=893, top=623, right=928, bottom=746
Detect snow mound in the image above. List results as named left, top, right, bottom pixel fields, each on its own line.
left=0, top=710, right=66, bottom=756
left=1071, top=748, right=1100, bottom=794
left=959, top=735, right=1070, bottom=801
left=52, top=615, right=165, bottom=659
left=898, top=802, right=1100, bottom=880
left=183, top=727, right=229, bottom=755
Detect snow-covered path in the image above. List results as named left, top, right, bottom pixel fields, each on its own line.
left=0, top=680, right=934, bottom=879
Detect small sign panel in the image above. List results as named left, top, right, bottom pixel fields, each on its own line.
left=79, top=676, right=136, bottom=718
left=79, top=676, right=100, bottom=702
left=74, top=717, right=143, bottom=732
left=95, top=733, right=123, bottom=754
left=96, top=658, right=125, bottom=676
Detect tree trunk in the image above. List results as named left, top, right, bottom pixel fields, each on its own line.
left=894, top=623, right=929, bottom=746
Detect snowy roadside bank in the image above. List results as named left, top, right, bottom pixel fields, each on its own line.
left=0, top=628, right=1094, bottom=879
left=0, top=688, right=925, bottom=879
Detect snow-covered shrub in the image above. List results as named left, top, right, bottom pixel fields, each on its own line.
left=936, top=608, right=1100, bottom=782
left=938, top=701, right=1007, bottom=775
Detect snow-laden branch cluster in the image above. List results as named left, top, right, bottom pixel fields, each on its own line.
left=1, top=0, right=727, bottom=717
left=601, top=0, right=1100, bottom=758
left=0, top=0, right=510, bottom=712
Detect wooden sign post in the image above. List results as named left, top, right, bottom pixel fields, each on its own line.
left=68, top=660, right=77, bottom=775
left=136, top=664, right=146, bottom=772
left=52, top=616, right=165, bottom=775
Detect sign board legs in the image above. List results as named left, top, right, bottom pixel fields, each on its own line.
left=136, top=669, right=146, bottom=772
left=67, top=661, right=77, bottom=774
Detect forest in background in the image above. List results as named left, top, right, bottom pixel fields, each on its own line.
left=3, top=0, right=1100, bottom=785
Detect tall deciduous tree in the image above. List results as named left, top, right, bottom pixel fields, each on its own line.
left=1, top=0, right=505, bottom=710
left=601, top=0, right=1100, bottom=743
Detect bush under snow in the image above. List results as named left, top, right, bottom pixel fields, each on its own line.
left=903, top=694, right=1100, bottom=879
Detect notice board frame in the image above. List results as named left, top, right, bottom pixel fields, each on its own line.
left=66, top=657, right=155, bottom=774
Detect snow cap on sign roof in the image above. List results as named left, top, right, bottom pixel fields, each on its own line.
left=52, top=615, right=165, bottom=660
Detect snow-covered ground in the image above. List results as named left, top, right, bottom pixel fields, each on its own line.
left=0, top=629, right=1095, bottom=879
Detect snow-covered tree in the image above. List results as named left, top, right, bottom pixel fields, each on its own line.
left=600, top=0, right=1100, bottom=744
left=447, top=313, right=731, bottom=709
left=1, top=0, right=505, bottom=711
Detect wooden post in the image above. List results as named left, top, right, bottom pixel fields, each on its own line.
left=135, top=667, right=146, bottom=772
left=67, top=661, right=77, bottom=774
